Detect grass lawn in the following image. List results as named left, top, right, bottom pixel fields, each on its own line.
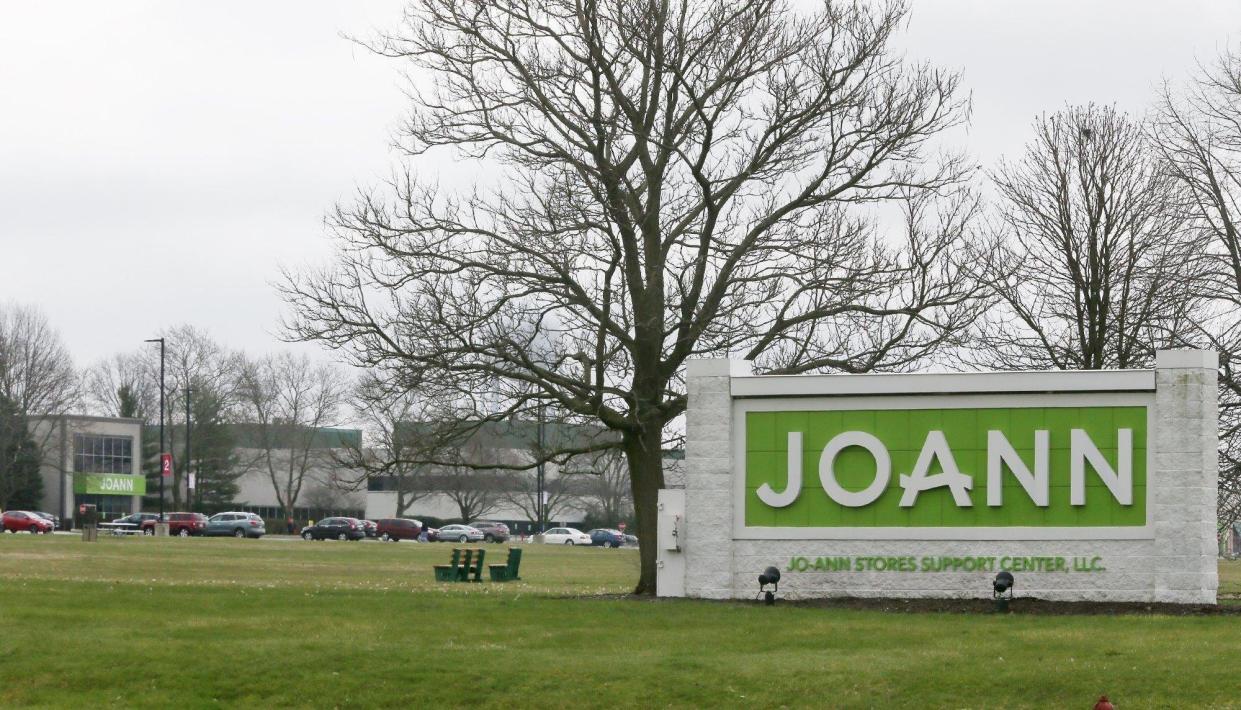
left=3, top=536, right=1240, bottom=708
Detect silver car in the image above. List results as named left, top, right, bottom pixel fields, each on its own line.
left=205, top=511, right=266, bottom=538
left=437, top=524, right=485, bottom=543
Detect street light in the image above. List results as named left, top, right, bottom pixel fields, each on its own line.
left=184, top=385, right=192, bottom=512
left=144, top=337, right=165, bottom=518
left=536, top=401, right=545, bottom=534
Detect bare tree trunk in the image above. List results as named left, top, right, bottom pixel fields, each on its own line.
left=624, top=426, right=664, bottom=594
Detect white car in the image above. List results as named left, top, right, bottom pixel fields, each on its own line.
left=542, top=527, right=592, bottom=545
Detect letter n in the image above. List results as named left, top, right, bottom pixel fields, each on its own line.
left=987, top=430, right=1048, bottom=507
left=1070, top=429, right=1132, bottom=506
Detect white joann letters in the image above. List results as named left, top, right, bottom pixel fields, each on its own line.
left=755, top=429, right=1133, bottom=509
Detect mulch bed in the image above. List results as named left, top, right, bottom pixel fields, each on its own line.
left=578, top=593, right=1241, bottom=616
left=766, top=596, right=1241, bottom=616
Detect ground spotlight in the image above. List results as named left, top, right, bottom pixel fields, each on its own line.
left=758, top=566, right=781, bottom=605
left=992, top=571, right=1014, bottom=612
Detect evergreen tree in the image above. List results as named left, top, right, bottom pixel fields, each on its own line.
left=139, top=427, right=162, bottom=511
left=117, top=384, right=143, bottom=420
left=187, top=388, right=241, bottom=511
left=0, top=394, right=42, bottom=510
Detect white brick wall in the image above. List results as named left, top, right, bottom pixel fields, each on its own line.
left=670, top=351, right=1219, bottom=604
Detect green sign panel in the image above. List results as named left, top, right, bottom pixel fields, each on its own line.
left=74, top=473, right=146, bottom=496
left=744, top=406, right=1146, bottom=528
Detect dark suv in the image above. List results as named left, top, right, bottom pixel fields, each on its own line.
left=113, top=512, right=160, bottom=532
left=469, top=521, right=510, bottom=543
left=300, top=517, right=365, bottom=541
left=376, top=518, right=423, bottom=542
left=140, top=512, right=208, bottom=537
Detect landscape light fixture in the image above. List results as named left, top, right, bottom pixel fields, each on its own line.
left=758, top=566, right=781, bottom=606
left=992, top=571, right=1014, bottom=613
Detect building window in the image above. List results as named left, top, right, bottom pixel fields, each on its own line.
left=75, top=494, right=132, bottom=518
left=73, top=434, right=134, bottom=474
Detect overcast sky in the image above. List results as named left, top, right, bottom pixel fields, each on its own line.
left=2, top=1, right=1240, bottom=370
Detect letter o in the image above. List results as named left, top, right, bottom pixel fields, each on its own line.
left=819, top=431, right=891, bottom=507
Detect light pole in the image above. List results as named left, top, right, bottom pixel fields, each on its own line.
left=184, top=385, right=192, bottom=512
left=144, top=337, right=165, bottom=518
left=536, top=401, right=545, bottom=533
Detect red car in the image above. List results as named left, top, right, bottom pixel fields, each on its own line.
left=376, top=518, right=423, bottom=542
left=2, top=510, right=54, bottom=534
left=140, top=512, right=208, bottom=537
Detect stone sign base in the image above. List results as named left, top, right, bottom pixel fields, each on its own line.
left=658, top=351, right=1219, bottom=605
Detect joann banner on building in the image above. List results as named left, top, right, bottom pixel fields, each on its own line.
left=74, top=473, right=146, bottom=496
left=741, top=405, right=1147, bottom=536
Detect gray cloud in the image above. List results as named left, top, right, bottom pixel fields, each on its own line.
left=1, top=0, right=1238, bottom=367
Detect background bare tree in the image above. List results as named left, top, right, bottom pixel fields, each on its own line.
left=581, top=450, right=633, bottom=527
left=974, top=104, right=1198, bottom=371
left=0, top=303, right=79, bottom=421
left=500, top=466, right=579, bottom=530
left=333, top=373, right=432, bottom=517
left=435, top=469, right=502, bottom=523
left=163, top=325, right=243, bottom=508
left=85, top=325, right=244, bottom=509
left=84, top=352, right=155, bottom=419
left=1154, top=48, right=1241, bottom=533
left=281, top=0, right=983, bottom=592
left=0, top=303, right=78, bottom=508
left=235, top=352, right=348, bottom=522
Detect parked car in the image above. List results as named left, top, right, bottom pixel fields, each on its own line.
left=2, top=510, right=54, bottom=534
left=112, top=512, right=160, bottom=532
left=359, top=519, right=378, bottom=538
left=542, top=527, right=591, bottom=545
left=468, top=521, right=510, bottom=543
left=424, top=527, right=440, bottom=542
left=623, top=533, right=638, bottom=546
left=32, top=511, right=61, bottom=530
left=205, top=512, right=266, bottom=538
left=140, top=512, right=208, bottom=537
left=437, top=524, right=485, bottom=543
left=300, top=517, right=365, bottom=541
left=588, top=528, right=624, bottom=548
left=376, top=518, right=423, bottom=542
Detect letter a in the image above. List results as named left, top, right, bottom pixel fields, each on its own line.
left=899, top=430, right=973, bottom=507
left=757, top=432, right=803, bottom=507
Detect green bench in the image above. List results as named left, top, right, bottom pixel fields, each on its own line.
left=433, top=547, right=486, bottom=582
left=488, top=547, right=522, bottom=582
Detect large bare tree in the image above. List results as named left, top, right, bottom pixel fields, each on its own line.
left=235, top=352, right=348, bottom=521
left=1153, top=49, right=1241, bottom=533
left=281, top=0, right=982, bottom=592
left=974, top=104, right=1198, bottom=371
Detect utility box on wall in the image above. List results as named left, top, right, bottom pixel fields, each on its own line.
left=656, top=489, right=686, bottom=598
left=671, top=351, right=1219, bottom=604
